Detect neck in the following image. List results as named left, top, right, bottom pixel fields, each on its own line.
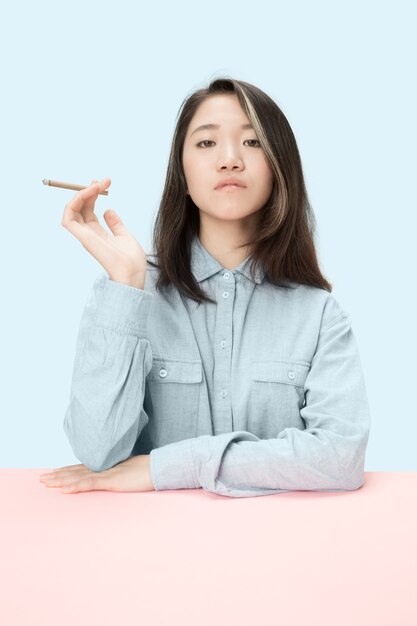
left=198, top=222, right=254, bottom=271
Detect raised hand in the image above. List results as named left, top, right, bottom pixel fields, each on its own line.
left=61, top=177, right=147, bottom=289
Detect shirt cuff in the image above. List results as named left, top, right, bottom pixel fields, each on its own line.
left=149, top=438, right=200, bottom=491
left=93, top=273, right=154, bottom=337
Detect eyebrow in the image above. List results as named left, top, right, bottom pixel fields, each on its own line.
left=190, top=123, right=253, bottom=137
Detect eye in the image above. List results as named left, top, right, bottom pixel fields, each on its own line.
left=196, top=139, right=261, bottom=148
left=245, top=139, right=261, bottom=147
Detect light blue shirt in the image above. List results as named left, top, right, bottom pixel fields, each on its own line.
left=63, top=233, right=371, bottom=497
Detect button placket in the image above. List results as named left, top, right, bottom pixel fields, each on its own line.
left=213, top=271, right=236, bottom=429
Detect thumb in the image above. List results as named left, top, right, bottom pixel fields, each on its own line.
left=103, top=210, right=128, bottom=237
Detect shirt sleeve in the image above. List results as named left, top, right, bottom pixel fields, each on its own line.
left=63, top=273, right=154, bottom=471
left=149, top=302, right=371, bottom=498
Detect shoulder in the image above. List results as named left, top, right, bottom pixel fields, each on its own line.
left=284, top=282, right=350, bottom=329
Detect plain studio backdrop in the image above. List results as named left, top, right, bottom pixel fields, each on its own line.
left=0, top=0, right=415, bottom=470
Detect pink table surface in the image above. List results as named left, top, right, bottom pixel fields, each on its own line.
left=1, top=470, right=416, bottom=626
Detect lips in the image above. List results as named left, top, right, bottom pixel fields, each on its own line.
left=215, top=178, right=246, bottom=189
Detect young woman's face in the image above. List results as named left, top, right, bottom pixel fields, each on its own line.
left=182, top=94, right=274, bottom=226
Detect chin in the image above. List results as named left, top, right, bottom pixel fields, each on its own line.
left=203, top=204, right=260, bottom=218
left=210, top=212, right=254, bottom=222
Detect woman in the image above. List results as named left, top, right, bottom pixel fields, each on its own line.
left=40, top=77, right=371, bottom=497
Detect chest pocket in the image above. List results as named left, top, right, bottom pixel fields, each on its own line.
left=248, top=360, right=310, bottom=439
left=144, top=357, right=202, bottom=447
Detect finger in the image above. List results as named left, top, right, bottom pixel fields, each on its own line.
left=103, top=209, right=130, bottom=237
left=40, top=464, right=90, bottom=481
left=61, top=184, right=101, bottom=231
left=76, top=182, right=102, bottom=221
left=40, top=470, right=90, bottom=484
left=62, top=178, right=110, bottom=225
left=61, top=181, right=113, bottom=246
left=42, top=474, right=97, bottom=491
left=99, top=177, right=111, bottom=192
left=61, top=476, right=106, bottom=494
left=61, top=207, right=110, bottom=250
left=48, top=466, right=106, bottom=480
left=81, top=178, right=111, bottom=221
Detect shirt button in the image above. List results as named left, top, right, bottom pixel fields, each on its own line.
left=222, top=291, right=229, bottom=298
left=159, top=368, right=167, bottom=378
left=220, top=340, right=227, bottom=348
left=221, top=389, right=227, bottom=398
left=288, top=370, right=295, bottom=380
left=223, top=272, right=230, bottom=279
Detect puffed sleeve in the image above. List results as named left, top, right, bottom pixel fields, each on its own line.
left=63, top=273, right=154, bottom=471
left=149, top=301, right=371, bottom=497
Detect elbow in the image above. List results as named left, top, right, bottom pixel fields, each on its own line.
left=337, top=470, right=366, bottom=492
left=63, top=417, right=118, bottom=472
left=334, top=434, right=369, bottom=492
left=83, top=459, right=113, bottom=473
left=63, top=439, right=111, bottom=473
left=63, top=400, right=145, bottom=473
left=64, top=446, right=119, bottom=473
left=63, top=404, right=136, bottom=472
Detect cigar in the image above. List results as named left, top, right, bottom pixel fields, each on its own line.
left=42, top=178, right=109, bottom=196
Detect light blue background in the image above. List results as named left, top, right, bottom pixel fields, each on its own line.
left=1, top=0, right=415, bottom=469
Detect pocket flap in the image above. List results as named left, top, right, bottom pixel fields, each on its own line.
left=252, top=361, right=310, bottom=387
left=147, top=358, right=203, bottom=383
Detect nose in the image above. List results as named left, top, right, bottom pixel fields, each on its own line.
left=216, top=145, right=244, bottom=171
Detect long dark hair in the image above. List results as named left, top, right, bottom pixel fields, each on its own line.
left=146, top=76, right=332, bottom=305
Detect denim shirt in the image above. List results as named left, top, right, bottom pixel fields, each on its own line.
left=63, top=233, right=371, bottom=497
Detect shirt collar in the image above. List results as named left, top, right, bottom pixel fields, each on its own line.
left=190, top=233, right=266, bottom=284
